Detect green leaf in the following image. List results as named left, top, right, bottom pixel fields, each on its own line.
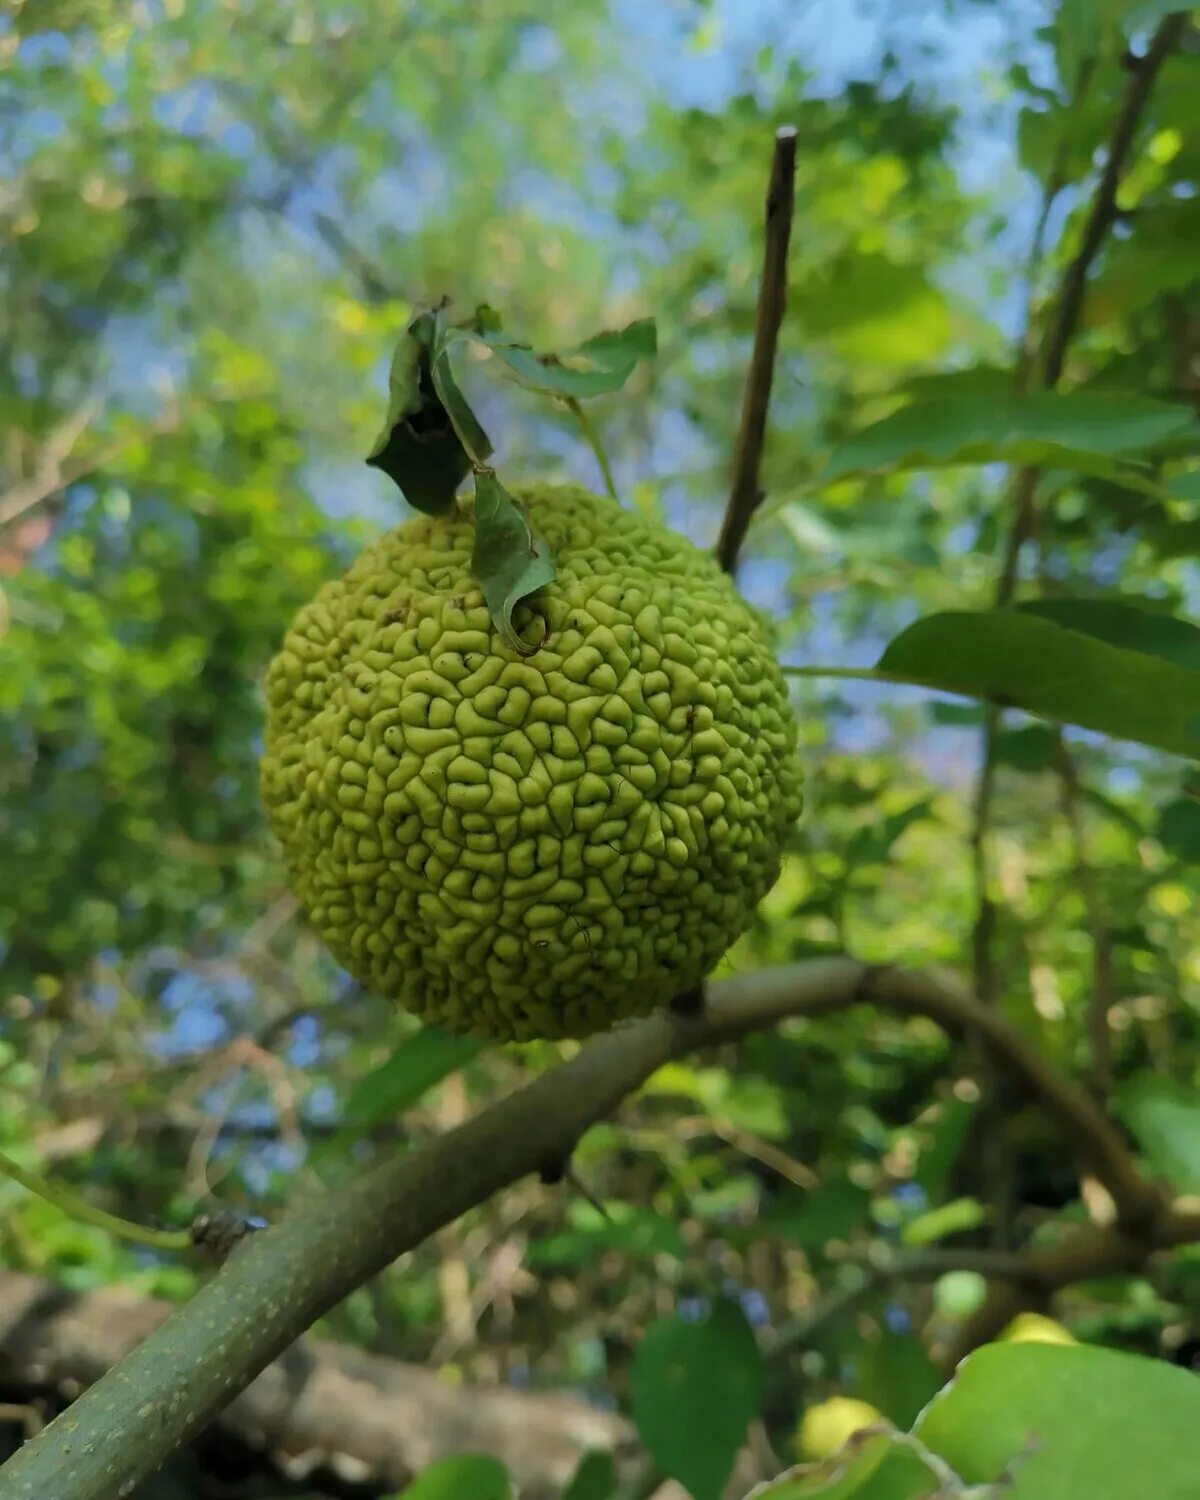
left=426, top=318, right=493, bottom=469
left=344, top=1027, right=484, bottom=1128
left=1168, top=470, right=1200, bottom=502
left=1018, top=598, right=1200, bottom=673
left=993, top=724, right=1059, bottom=772
left=933, top=1271, right=988, bottom=1319
left=398, top=1455, right=512, bottom=1500
left=1116, top=1, right=1193, bottom=37
left=1054, top=0, right=1104, bottom=89
left=631, top=1299, right=763, bottom=1500
left=913, top=1097, right=977, bottom=1197
left=857, top=1333, right=941, bottom=1430
left=1153, top=520, right=1200, bottom=561
left=824, top=391, right=1197, bottom=490
left=562, top=1449, right=618, bottom=1500
left=1158, top=797, right=1200, bottom=861
left=1017, top=105, right=1062, bottom=181
left=900, top=367, right=1018, bottom=402
left=846, top=798, right=935, bottom=868
left=471, top=468, right=556, bottom=655
left=915, top=1342, right=1200, bottom=1498
left=765, top=1181, right=872, bottom=1253
left=900, top=1196, right=987, bottom=1247
left=928, top=701, right=986, bottom=726
left=525, top=1204, right=687, bottom=1269
left=471, top=317, right=656, bottom=399
left=792, top=257, right=952, bottom=366
left=744, top=1434, right=970, bottom=1500
left=1112, top=1075, right=1200, bottom=1193
left=874, top=608, right=1200, bottom=761
left=367, top=312, right=491, bottom=513
left=1082, top=786, right=1147, bottom=838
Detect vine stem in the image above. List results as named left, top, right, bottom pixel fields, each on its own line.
left=782, top=663, right=890, bottom=683
left=0, top=1148, right=191, bottom=1253
left=564, top=396, right=619, bottom=501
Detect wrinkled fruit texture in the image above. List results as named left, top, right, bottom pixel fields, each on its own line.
left=262, top=485, right=803, bottom=1041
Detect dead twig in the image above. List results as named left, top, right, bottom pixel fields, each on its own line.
left=715, top=126, right=798, bottom=575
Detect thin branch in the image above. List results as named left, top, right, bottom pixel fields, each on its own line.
left=0, top=401, right=97, bottom=527
left=0, top=956, right=1164, bottom=1498
left=0, top=1147, right=190, bottom=1254
left=0, top=405, right=179, bottom=531
left=1041, top=14, right=1188, bottom=389
left=966, top=18, right=1183, bottom=1231
left=982, top=13, right=1184, bottom=612
left=978, top=13, right=1183, bottom=1057
left=715, top=125, right=797, bottom=575
left=943, top=1200, right=1200, bottom=1367
left=763, top=1247, right=1035, bottom=1360
left=1053, top=731, right=1116, bottom=1095
left=312, top=211, right=397, bottom=305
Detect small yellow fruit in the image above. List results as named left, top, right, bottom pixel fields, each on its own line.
left=998, top=1312, right=1077, bottom=1346
left=795, top=1397, right=885, bottom=1461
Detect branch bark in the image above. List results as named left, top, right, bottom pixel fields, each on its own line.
left=715, top=126, right=797, bottom=575
left=0, top=956, right=1163, bottom=1499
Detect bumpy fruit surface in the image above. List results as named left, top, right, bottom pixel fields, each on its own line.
left=261, top=484, right=803, bottom=1041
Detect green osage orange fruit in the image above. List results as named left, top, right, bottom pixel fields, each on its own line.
left=261, top=484, right=803, bottom=1041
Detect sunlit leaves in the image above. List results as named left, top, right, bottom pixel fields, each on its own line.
left=871, top=603, right=1200, bottom=759
left=562, top=1450, right=618, bottom=1500
left=914, top=1343, right=1200, bottom=1499
left=1112, top=1075, right=1200, bottom=1192
left=397, top=1455, right=511, bottom=1500
left=471, top=317, right=657, bottom=399
left=1158, top=797, right=1200, bottom=861
left=746, top=1432, right=966, bottom=1500
left=824, top=391, right=1198, bottom=492
left=792, top=257, right=952, bottom=366
left=752, top=1343, right=1200, bottom=1500
left=1020, top=598, right=1200, bottom=671
left=524, top=1202, right=687, bottom=1270
left=343, top=1028, right=484, bottom=1129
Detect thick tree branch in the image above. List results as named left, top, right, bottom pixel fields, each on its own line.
left=0, top=956, right=1162, bottom=1499
left=715, top=126, right=797, bottom=575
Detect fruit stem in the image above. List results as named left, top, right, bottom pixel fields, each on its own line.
left=564, top=396, right=619, bottom=501
left=0, top=1147, right=191, bottom=1252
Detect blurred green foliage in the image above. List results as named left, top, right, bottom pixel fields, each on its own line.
left=2, top=1, right=1200, bottom=1497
